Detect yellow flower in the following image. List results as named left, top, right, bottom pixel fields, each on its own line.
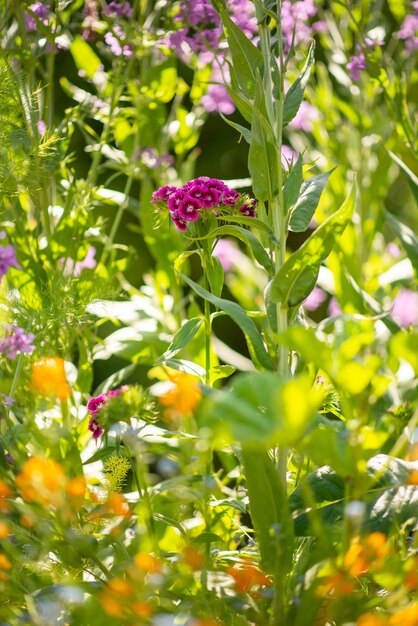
left=101, top=595, right=125, bottom=618
left=134, top=553, right=161, bottom=574
left=159, top=372, right=201, bottom=418
left=16, top=457, right=65, bottom=505
left=30, top=357, right=70, bottom=401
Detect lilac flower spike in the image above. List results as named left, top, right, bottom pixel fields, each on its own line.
left=25, top=1, right=49, bottom=32
left=102, top=1, right=133, bottom=18
left=346, top=52, right=367, bottom=81
left=0, top=326, right=35, bottom=359
left=0, top=243, right=21, bottom=280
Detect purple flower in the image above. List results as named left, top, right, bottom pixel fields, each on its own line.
left=178, top=196, right=201, bottom=221
left=221, top=189, right=240, bottom=205
left=212, top=239, right=241, bottom=271
left=24, top=1, right=49, bottom=32
left=0, top=243, right=20, bottom=280
left=346, top=52, right=367, bottom=81
left=152, top=186, right=178, bottom=203
left=328, top=297, right=342, bottom=317
left=102, top=1, right=133, bottom=18
left=63, top=246, right=97, bottom=277
left=397, top=13, right=418, bottom=52
left=281, top=145, right=297, bottom=170
left=392, top=288, right=418, bottom=327
left=88, top=417, right=104, bottom=439
left=281, top=0, right=317, bottom=53
left=168, top=190, right=187, bottom=213
left=0, top=326, right=35, bottom=359
left=87, top=394, right=108, bottom=415
left=289, top=101, right=319, bottom=132
left=104, top=26, right=133, bottom=57
left=201, top=187, right=221, bottom=209
left=37, top=120, right=47, bottom=136
left=172, top=212, right=189, bottom=231
left=303, top=286, right=327, bottom=312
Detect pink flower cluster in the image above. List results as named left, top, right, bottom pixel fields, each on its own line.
left=152, top=177, right=256, bottom=231
left=87, top=386, right=127, bottom=439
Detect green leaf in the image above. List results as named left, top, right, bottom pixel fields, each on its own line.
left=207, top=254, right=224, bottom=298
left=141, top=61, right=178, bottom=103
left=248, top=75, right=278, bottom=203
left=200, top=372, right=322, bottom=447
left=387, top=150, right=418, bottom=202
left=209, top=364, right=236, bottom=383
left=390, top=331, right=418, bottom=374
left=179, top=273, right=273, bottom=370
left=83, top=446, right=120, bottom=465
left=283, top=153, right=303, bottom=212
left=269, top=185, right=355, bottom=307
left=220, top=113, right=252, bottom=143
left=242, top=450, right=294, bottom=574
left=387, top=0, right=407, bottom=20
left=213, top=0, right=263, bottom=98
left=161, top=318, right=204, bottom=361
left=70, top=36, right=101, bottom=79
left=290, top=454, right=418, bottom=536
left=385, top=210, right=418, bottom=276
left=283, top=42, right=315, bottom=126
left=289, top=168, right=335, bottom=232
left=201, top=225, right=273, bottom=273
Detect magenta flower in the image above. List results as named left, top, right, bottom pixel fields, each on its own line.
left=290, top=101, right=319, bottom=132
left=178, top=196, right=201, bottom=221
left=328, top=297, right=342, bottom=317
left=0, top=244, right=21, bottom=280
left=153, top=177, right=255, bottom=230
left=0, top=326, right=35, bottom=359
left=88, top=417, right=104, bottom=439
left=87, top=394, right=108, bottom=415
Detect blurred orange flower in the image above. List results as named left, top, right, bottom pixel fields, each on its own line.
left=16, top=457, right=65, bottom=505
left=134, top=553, right=162, bottom=574
left=159, top=372, right=201, bottom=418
left=0, top=554, right=11, bottom=569
left=357, top=614, right=388, bottom=626
left=0, top=523, right=9, bottom=539
left=388, top=605, right=418, bottom=626
left=227, top=563, right=271, bottom=593
left=344, top=533, right=388, bottom=577
left=30, top=357, right=70, bottom=401
left=316, top=571, right=355, bottom=597
left=0, top=480, right=11, bottom=513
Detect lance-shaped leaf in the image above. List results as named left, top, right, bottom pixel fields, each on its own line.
left=387, top=149, right=418, bottom=203
left=248, top=75, right=278, bottom=203
left=269, top=186, right=355, bottom=307
left=385, top=209, right=418, bottom=276
left=242, top=450, right=294, bottom=574
left=179, top=273, right=273, bottom=370
left=161, top=318, right=204, bottom=361
left=283, top=42, right=315, bottom=126
left=283, top=153, right=303, bottom=212
left=289, top=168, right=335, bottom=232
left=212, top=0, right=263, bottom=98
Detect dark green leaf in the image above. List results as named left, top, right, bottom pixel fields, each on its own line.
left=248, top=75, right=278, bottom=202
left=289, top=168, right=335, bottom=232
left=207, top=254, right=224, bottom=298
left=162, top=318, right=204, bottom=361
left=269, top=186, right=355, bottom=307
left=213, top=0, right=263, bottom=98
left=283, top=42, right=315, bottom=126
left=242, top=450, right=294, bottom=574
left=179, top=273, right=273, bottom=370
left=283, top=153, right=303, bottom=212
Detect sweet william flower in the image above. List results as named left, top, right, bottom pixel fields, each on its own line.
left=29, top=357, right=71, bottom=402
